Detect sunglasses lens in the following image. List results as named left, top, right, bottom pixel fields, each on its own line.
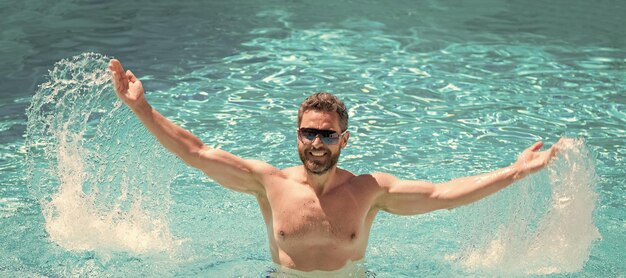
left=321, top=137, right=339, bottom=144
left=299, top=129, right=341, bottom=144
left=300, top=130, right=318, bottom=141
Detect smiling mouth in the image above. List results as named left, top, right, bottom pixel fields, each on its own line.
left=309, top=150, right=327, bottom=157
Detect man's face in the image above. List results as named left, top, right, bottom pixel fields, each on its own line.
left=297, top=110, right=348, bottom=175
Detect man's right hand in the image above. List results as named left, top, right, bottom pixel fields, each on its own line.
left=109, top=59, right=146, bottom=109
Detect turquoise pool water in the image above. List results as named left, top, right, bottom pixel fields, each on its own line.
left=1, top=0, right=625, bottom=276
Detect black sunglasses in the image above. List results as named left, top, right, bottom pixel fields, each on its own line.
left=298, top=128, right=347, bottom=145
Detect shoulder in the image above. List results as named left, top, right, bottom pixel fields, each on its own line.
left=241, top=159, right=287, bottom=182
left=281, top=165, right=303, bottom=177
left=348, top=172, right=398, bottom=191
left=366, top=172, right=399, bottom=187
left=282, top=165, right=301, bottom=172
left=246, top=159, right=279, bottom=172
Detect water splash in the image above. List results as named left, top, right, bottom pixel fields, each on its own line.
left=450, top=138, right=600, bottom=275
left=25, top=53, right=182, bottom=256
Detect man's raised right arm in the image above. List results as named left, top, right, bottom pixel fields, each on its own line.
left=109, top=59, right=272, bottom=195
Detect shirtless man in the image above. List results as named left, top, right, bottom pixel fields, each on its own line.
left=109, top=59, right=562, bottom=272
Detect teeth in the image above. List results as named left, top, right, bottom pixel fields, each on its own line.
left=310, top=151, right=326, bottom=157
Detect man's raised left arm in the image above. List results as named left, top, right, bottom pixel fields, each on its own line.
left=374, top=139, right=564, bottom=215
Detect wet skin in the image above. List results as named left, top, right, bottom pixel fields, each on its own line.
left=109, top=59, right=563, bottom=272
left=254, top=110, right=387, bottom=271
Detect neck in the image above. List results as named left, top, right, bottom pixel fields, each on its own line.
left=305, top=166, right=338, bottom=195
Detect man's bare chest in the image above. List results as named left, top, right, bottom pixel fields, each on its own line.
left=265, top=185, right=374, bottom=245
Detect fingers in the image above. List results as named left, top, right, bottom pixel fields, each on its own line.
left=126, top=70, right=136, bottom=82
left=109, top=59, right=134, bottom=95
left=543, top=139, right=565, bottom=164
left=550, top=145, right=558, bottom=159
left=111, top=71, right=122, bottom=92
left=109, top=59, right=125, bottom=86
left=549, top=138, right=566, bottom=156
left=529, top=141, right=543, bottom=152
left=551, top=141, right=560, bottom=152
left=109, top=59, right=125, bottom=75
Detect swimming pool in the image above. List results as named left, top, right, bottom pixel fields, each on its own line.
left=1, top=0, right=625, bottom=276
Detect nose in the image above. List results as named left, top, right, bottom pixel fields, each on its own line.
left=311, top=135, right=324, bottom=147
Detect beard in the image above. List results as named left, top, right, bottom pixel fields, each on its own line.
left=298, top=145, right=340, bottom=175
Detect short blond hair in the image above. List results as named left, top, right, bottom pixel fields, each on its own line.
left=297, top=92, right=348, bottom=132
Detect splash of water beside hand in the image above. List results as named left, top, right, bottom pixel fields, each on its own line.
left=25, top=53, right=183, bottom=256
left=449, top=138, right=600, bottom=275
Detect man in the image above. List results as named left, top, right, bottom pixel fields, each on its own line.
left=109, top=59, right=561, bottom=272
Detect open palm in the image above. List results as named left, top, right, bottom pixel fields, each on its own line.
left=109, top=59, right=145, bottom=108
left=515, top=139, right=564, bottom=177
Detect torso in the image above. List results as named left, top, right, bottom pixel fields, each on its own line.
left=255, top=166, right=383, bottom=272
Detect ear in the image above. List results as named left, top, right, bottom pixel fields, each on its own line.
left=340, top=131, right=350, bottom=149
